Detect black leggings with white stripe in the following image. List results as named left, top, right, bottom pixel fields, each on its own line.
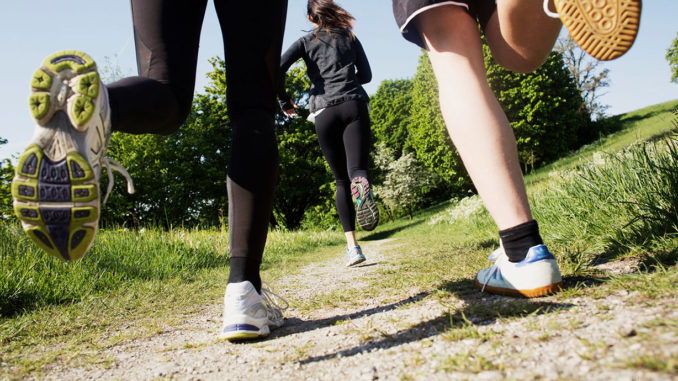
left=314, top=100, right=371, bottom=232
left=107, top=0, right=287, bottom=268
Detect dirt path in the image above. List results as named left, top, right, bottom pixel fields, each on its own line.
left=45, top=239, right=678, bottom=380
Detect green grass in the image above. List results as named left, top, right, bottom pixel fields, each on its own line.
left=0, top=224, right=345, bottom=378
left=526, top=99, right=678, bottom=187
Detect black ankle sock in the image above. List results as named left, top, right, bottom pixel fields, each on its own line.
left=228, top=257, right=262, bottom=293
left=499, top=220, right=543, bottom=263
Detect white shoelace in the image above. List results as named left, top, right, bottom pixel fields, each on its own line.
left=102, top=157, right=135, bottom=204
left=260, top=281, right=289, bottom=327
left=480, top=248, right=504, bottom=293
left=543, top=0, right=560, bottom=18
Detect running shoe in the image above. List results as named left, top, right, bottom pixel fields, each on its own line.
left=545, top=0, right=642, bottom=61
left=351, top=176, right=379, bottom=231
left=12, top=50, right=134, bottom=261
left=475, top=244, right=563, bottom=298
left=346, top=245, right=366, bottom=267
left=220, top=281, right=288, bottom=341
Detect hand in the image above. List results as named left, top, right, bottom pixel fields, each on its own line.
left=283, top=100, right=300, bottom=118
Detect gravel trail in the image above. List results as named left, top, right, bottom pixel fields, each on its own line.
left=44, top=239, right=678, bottom=380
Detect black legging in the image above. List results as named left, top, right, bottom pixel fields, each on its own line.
left=107, top=0, right=287, bottom=262
left=314, top=100, right=371, bottom=232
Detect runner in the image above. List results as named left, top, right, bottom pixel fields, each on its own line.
left=11, top=1, right=290, bottom=341
left=392, top=0, right=641, bottom=297
left=279, top=0, right=380, bottom=267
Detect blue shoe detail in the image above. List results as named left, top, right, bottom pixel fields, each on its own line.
left=346, top=245, right=366, bottom=267
left=516, top=245, right=555, bottom=267
left=221, top=324, right=261, bottom=333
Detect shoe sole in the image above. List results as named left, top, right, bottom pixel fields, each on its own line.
left=351, top=177, right=379, bottom=231
left=347, top=256, right=366, bottom=267
left=554, top=0, right=641, bottom=61
left=12, top=51, right=102, bottom=261
left=474, top=279, right=563, bottom=298
left=220, top=324, right=270, bottom=341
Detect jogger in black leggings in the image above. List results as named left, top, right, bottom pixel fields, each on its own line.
left=13, top=0, right=289, bottom=341
left=314, top=100, right=370, bottom=233
left=280, top=0, right=379, bottom=267
left=110, top=2, right=285, bottom=296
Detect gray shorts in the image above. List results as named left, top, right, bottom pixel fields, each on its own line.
left=393, top=0, right=497, bottom=49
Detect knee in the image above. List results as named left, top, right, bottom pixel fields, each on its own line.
left=492, top=51, right=546, bottom=73
left=488, top=42, right=550, bottom=74
left=335, top=179, right=350, bottom=189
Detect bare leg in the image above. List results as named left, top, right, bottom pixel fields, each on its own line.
left=415, top=6, right=531, bottom=230
left=345, top=231, right=358, bottom=248
left=484, top=0, right=562, bottom=73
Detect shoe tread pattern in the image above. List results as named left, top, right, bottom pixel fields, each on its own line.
left=29, top=50, right=100, bottom=128
left=12, top=148, right=98, bottom=260
left=555, top=0, right=641, bottom=61
left=351, top=177, right=380, bottom=231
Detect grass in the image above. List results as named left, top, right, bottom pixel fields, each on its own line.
left=0, top=224, right=345, bottom=378
left=1, top=100, right=678, bottom=378
left=526, top=99, right=678, bottom=187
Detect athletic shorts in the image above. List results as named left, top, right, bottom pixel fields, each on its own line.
left=393, top=0, right=497, bottom=49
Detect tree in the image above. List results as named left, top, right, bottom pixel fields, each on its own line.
left=556, top=35, right=610, bottom=119
left=408, top=53, right=470, bottom=194
left=101, top=58, right=231, bottom=228
left=0, top=137, right=15, bottom=218
left=667, top=32, right=678, bottom=84
left=484, top=45, right=585, bottom=171
left=369, top=79, right=413, bottom=158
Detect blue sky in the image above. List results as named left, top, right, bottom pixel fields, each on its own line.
left=1, top=1, right=676, bottom=160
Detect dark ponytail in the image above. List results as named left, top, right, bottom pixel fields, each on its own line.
left=307, top=0, right=355, bottom=38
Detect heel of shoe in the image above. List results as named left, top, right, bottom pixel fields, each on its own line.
left=554, top=0, right=641, bottom=61
left=29, top=50, right=100, bottom=131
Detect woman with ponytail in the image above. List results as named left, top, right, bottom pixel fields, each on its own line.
left=279, top=0, right=379, bottom=267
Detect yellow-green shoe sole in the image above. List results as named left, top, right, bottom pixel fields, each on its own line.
left=12, top=144, right=99, bottom=261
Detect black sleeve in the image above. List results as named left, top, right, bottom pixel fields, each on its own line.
left=278, top=38, right=305, bottom=110
left=354, top=37, right=372, bottom=84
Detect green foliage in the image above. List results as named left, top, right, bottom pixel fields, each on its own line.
left=0, top=137, right=15, bottom=218
left=369, top=79, right=413, bottom=157
left=275, top=63, right=333, bottom=229
left=484, top=47, right=585, bottom=171
left=667, top=32, right=678, bottom=83
left=102, top=58, right=230, bottom=228
left=409, top=53, right=470, bottom=193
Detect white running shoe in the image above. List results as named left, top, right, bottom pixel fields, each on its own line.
left=475, top=245, right=563, bottom=298
left=12, top=50, right=134, bottom=261
left=346, top=245, right=366, bottom=267
left=220, top=281, right=288, bottom=341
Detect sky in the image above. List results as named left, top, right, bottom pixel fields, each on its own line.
left=1, top=1, right=676, bottom=161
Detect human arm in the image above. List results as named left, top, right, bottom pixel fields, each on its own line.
left=278, top=38, right=304, bottom=116
left=354, top=37, right=372, bottom=84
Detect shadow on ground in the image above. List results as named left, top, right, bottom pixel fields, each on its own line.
left=275, top=275, right=612, bottom=365
left=360, top=220, right=424, bottom=241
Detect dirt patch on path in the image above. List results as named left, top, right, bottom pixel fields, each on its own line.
left=44, top=239, right=677, bottom=380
